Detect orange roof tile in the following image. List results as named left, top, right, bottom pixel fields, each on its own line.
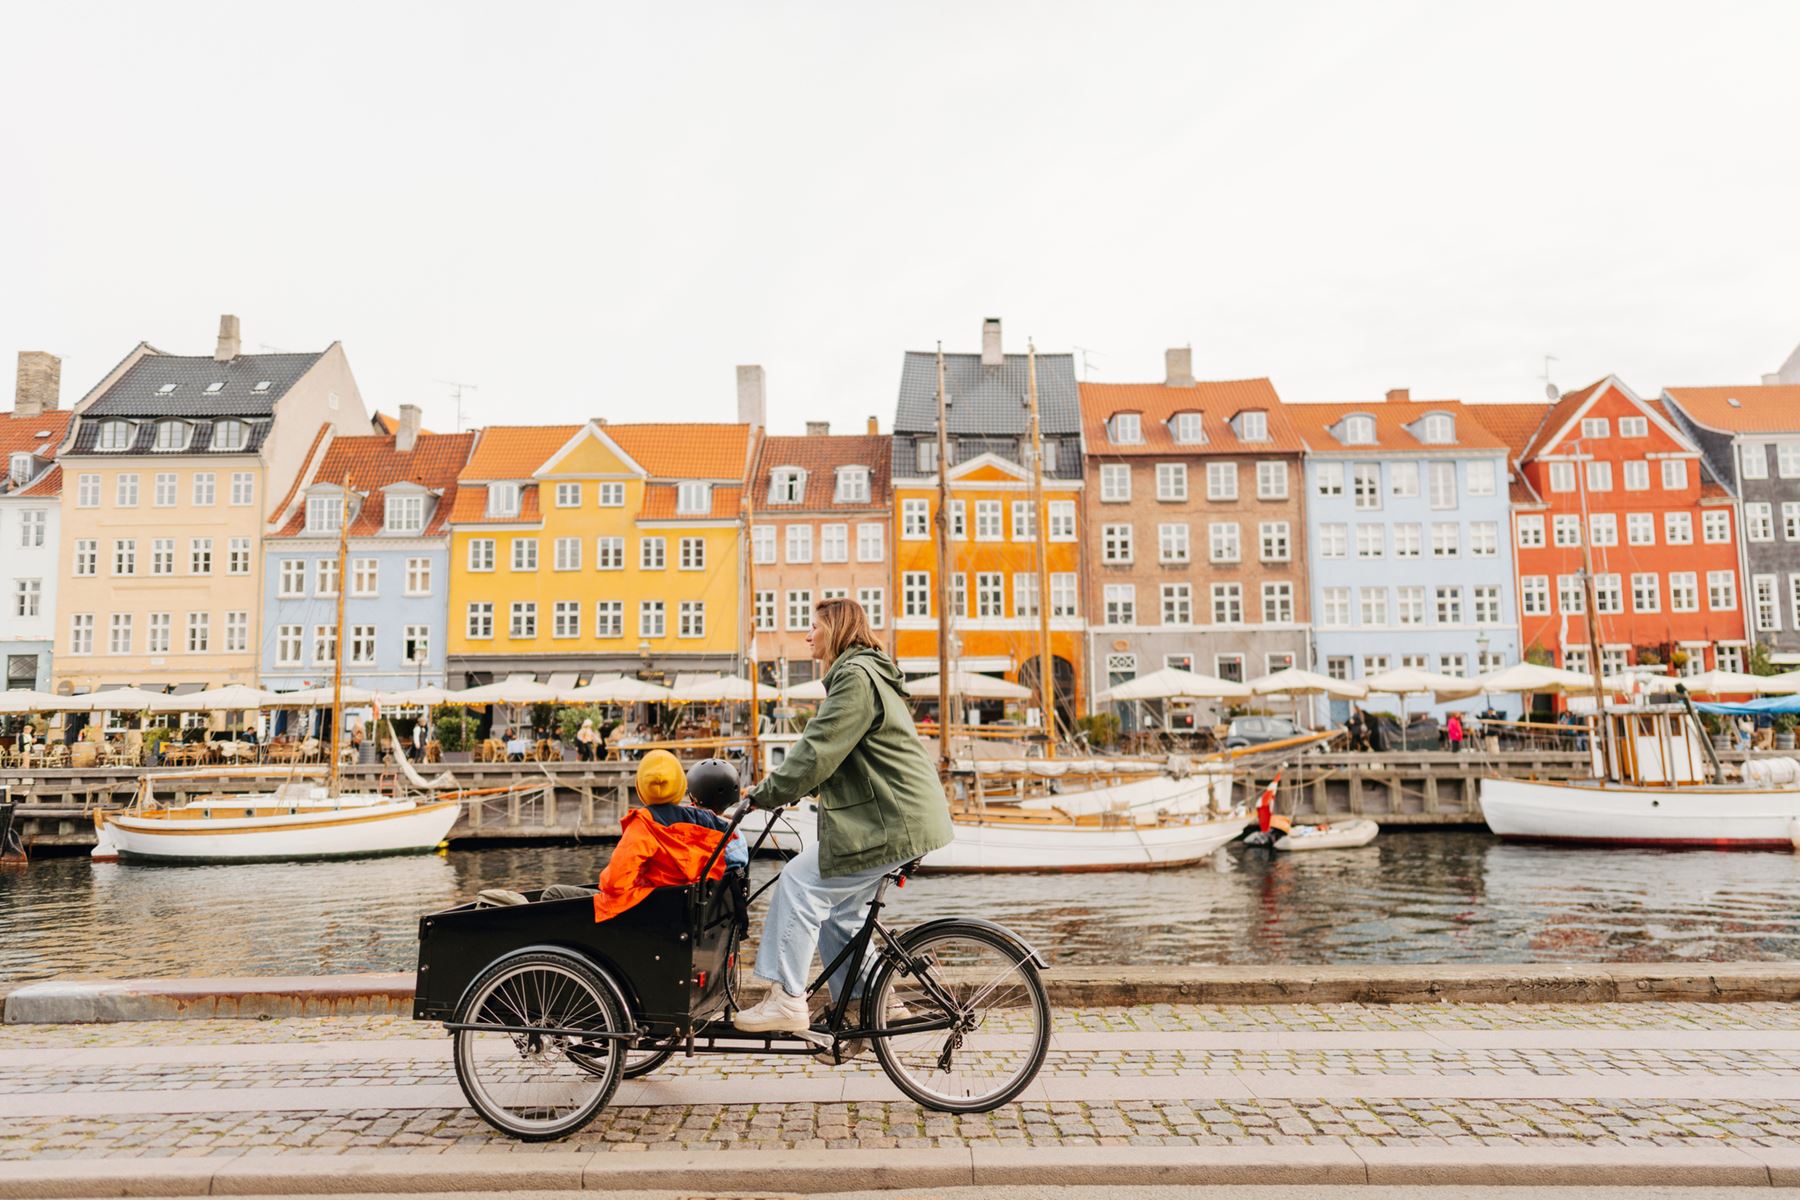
left=1663, top=385, right=1800, bottom=435
left=1520, top=379, right=1604, bottom=460
left=460, top=425, right=582, bottom=481
left=640, top=483, right=743, bottom=521
left=1282, top=399, right=1508, bottom=453
left=371, top=411, right=399, bottom=435
left=1464, top=402, right=1553, bottom=456
left=17, top=463, right=61, bottom=498
left=273, top=430, right=477, bottom=538
left=0, top=410, right=72, bottom=496
left=1078, top=380, right=1303, bottom=455
left=751, top=434, right=891, bottom=511
left=604, top=422, right=750, bottom=480
left=449, top=483, right=544, bottom=525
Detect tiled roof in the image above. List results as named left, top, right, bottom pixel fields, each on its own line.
left=1078, top=379, right=1302, bottom=455
left=460, top=425, right=581, bottom=482
left=752, top=434, right=891, bottom=510
left=0, top=410, right=72, bottom=497
left=1282, top=399, right=1508, bottom=453
left=272, top=431, right=477, bottom=539
left=371, top=412, right=400, bottom=435
left=83, top=351, right=323, bottom=417
left=1464, top=402, right=1552, bottom=455
left=1662, top=385, right=1800, bottom=435
left=640, top=483, right=744, bottom=520
left=449, top=483, right=544, bottom=525
left=604, top=422, right=750, bottom=480
left=894, top=351, right=1081, bottom=437
left=1520, top=380, right=1604, bottom=460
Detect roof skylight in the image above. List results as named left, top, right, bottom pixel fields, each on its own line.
left=156, top=383, right=178, bottom=394
left=205, top=382, right=224, bottom=394
left=253, top=381, right=272, bottom=393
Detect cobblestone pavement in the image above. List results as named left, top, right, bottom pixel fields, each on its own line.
left=7, top=1003, right=1800, bottom=1161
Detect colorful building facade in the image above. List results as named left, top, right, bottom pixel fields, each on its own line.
left=1080, top=357, right=1310, bottom=720
left=748, top=420, right=892, bottom=686
left=1494, top=377, right=1746, bottom=681
left=52, top=317, right=368, bottom=695
left=261, top=409, right=475, bottom=693
left=1287, top=392, right=1520, bottom=718
left=889, top=320, right=1086, bottom=724
left=0, top=352, right=72, bottom=691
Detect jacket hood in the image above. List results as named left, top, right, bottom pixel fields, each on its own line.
left=828, top=645, right=907, bottom=693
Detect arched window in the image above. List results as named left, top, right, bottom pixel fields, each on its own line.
left=1417, top=413, right=1454, bottom=444
left=212, top=420, right=248, bottom=451
left=1340, top=414, right=1376, bottom=445
left=1171, top=413, right=1204, bottom=444
left=153, top=420, right=192, bottom=451
left=97, top=420, right=133, bottom=451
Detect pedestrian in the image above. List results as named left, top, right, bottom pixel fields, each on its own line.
left=1446, top=711, right=1464, bottom=753
left=576, top=718, right=601, bottom=762
left=1738, top=715, right=1754, bottom=752
left=733, top=597, right=953, bottom=1032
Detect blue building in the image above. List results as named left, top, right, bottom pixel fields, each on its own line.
left=1287, top=393, right=1521, bottom=721
left=260, top=410, right=474, bottom=693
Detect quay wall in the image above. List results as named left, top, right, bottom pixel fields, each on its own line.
left=6, top=750, right=1645, bottom=853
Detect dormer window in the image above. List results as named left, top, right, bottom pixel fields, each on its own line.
left=97, top=420, right=133, bottom=451
left=1109, top=413, right=1143, bottom=444
left=9, top=453, right=34, bottom=487
left=212, top=420, right=248, bottom=451
left=769, top=468, right=806, bottom=504
left=385, top=494, right=425, bottom=533
left=487, top=482, right=521, bottom=518
left=1237, top=411, right=1270, bottom=442
left=153, top=420, right=192, bottom=451
left=306, top=494, right=345, bottom=534
left=1340, top=414, right=1376, bottom=445
left=1041, top=440, right=1058, bottom=473
left=915, top=439, right=939, bottom=473
left=677, top=481, right=712, bottom=515
left=1417, top=413, right=1455, bottom=445
left=835, top=466, right=870, bottom=503
left=1172, top=413, right=1204, bottom=444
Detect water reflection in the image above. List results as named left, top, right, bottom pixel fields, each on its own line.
left=4, top=832, right=1800, bottom=983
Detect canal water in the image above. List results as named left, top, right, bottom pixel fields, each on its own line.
left=4, top=831, right=1800, bottom=984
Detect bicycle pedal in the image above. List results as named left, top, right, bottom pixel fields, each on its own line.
left=791, top=1027, right=831, bottom=1050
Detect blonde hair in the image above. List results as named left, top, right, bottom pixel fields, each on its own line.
left=813, top=597, right=881, bottom=664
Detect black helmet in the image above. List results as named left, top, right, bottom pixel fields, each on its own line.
left=686, top=758, right=740, bottom=812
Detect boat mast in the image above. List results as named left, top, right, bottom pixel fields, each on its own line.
left=1026, top=340, right=1056, bottom=759
left=1572, top=443, right=1613, bottom=771
left=934, top=343, right=953, bottom=777
left=328, top=474, right=351, bottom=798
left=742, top=480, right=760, bottom=784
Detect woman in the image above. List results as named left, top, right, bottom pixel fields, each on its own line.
left=733, top=598, right=953, bottom=1032
left=576, top=718, right=601, bottom=762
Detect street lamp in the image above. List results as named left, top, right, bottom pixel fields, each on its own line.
left=1476, top=631, right=1492, bottom=711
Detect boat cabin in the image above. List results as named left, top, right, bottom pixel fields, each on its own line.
left=1588, top=704, right=1716, bottom=787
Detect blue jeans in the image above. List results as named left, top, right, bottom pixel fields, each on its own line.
left=754, top=844, right=907, bottom=1001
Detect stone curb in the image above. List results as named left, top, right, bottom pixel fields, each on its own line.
left=1, top=1145, right=1796, bottom=1195
left=11, top=962, right=1800, bottom=1023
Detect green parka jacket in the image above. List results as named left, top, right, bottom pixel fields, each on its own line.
left=748, top=646, right=953, bottom=877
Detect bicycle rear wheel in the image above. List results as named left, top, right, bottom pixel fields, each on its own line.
left=451, top=949, right=628, bottom=1140
left=864, top=922, right=1050, bottom=1113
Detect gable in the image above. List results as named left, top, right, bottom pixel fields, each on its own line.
left=538, top=424, right=644, bottom=477
left=946, top=451, right=1031, bottom=485
left=1531, top=377, right=1695, bottom=459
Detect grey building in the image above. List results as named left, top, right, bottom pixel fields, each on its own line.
left=1663, top=374, right=1800, bottom=661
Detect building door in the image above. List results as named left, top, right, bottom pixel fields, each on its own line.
left=1017, top=655, right=1076, bottom=734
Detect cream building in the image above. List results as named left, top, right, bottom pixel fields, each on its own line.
left=52, top=316, right=369, bottom=695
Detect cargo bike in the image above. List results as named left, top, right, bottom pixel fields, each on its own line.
left=413, top=803, right=1051, bottom=1140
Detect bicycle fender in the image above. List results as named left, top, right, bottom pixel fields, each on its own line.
left=898, top=918, right=1049, bottom=969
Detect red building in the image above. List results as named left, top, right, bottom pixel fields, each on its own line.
left=1480, top=376, right=1746, bottom=681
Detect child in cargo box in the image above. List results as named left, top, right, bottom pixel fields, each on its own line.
left=592, top=750, right=746, bottom=923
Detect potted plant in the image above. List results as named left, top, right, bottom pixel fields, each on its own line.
left=1775, top=713, right=1797, bottom=751
left=141, top=725, right=175, bottom=766
left=434, top=710, right=477, bottom=762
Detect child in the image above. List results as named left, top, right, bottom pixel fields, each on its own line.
left=593, top=750, right=744, bottom=923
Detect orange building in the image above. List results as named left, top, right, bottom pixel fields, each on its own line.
left=889, top=320, right=1086, bottom=726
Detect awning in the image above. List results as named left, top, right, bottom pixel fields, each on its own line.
left=545, top=672, right=579, bottom=691
left=898, top=656, right=1012, bottom=674
left=170, top=682, right=207, bottom=696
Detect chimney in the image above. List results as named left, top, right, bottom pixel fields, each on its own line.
left=1385, top=387, right=1411, bottom=404
left=805, top=420, right=830, bottom=437
left=1165, top=346, right=1195, bottom=388
left=214, top=314, right=241, bottom=362
left=867, top=415, right=879, bottom=435
left=736, top=364, right=766, bottom=429
left=14, top=351, right=61, bottom=416
left=396, top=403, right=422, bottom=453
left=980, top=317, right=1003, bottom=367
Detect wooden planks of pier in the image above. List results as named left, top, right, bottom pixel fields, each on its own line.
left=1236, top=749, right=1604, bottom=825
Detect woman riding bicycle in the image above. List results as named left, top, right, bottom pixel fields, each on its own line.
left=733, top=597, right=953, bottom=1032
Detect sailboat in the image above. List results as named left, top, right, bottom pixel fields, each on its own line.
left=91, top=479, right=462, bottom=864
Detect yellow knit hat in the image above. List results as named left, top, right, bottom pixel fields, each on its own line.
left=635, top=749, right=687, bottom=804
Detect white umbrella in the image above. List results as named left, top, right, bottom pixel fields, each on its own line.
left=668, top=674, right=758, bottom=703
left=907, top=671, right=1033, bottom=700
left=1756, top=670, right=1800, bottom=695
left=0, top=689, right=60, bottom=714
left=1676, top=669, right=1786, bottom=696
left=1095, top=666, right=1251, bottom=702
left=564, top=675, right=674, bottom=704
left=446, top=678, right=558, bottom=705
left=1471, top=662, right=1607, bottom=696
left=1247, top=667, right=1365, bottom=699
left=1360, top=667, right=1470, bottom=698
left=64, top=686, right=170, bottom=712
left=145, top=685, right=274, bottom=713
left=380, top=684, right=456, bottom=706
left=265, top=685, right=380, bottom=707
left=783, top=678, right=829, bottom=702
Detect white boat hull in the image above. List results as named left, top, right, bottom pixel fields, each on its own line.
left=1479, top=777, right=1800, bottom=849
left=94, top=797, right=462, bottom=863
left=1277, top=819, right=1380, bottom=852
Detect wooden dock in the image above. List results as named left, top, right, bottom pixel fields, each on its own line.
left=4, top=749, right=1682, bottom=854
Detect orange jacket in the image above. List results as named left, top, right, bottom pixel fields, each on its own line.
left=594, top=806, right=727, bottom=924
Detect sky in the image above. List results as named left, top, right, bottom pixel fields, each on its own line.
left=2, top=1, right=1798, bottom=435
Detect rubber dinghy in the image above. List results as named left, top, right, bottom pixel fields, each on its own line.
left=1274, top=819, right=1380, bottom=852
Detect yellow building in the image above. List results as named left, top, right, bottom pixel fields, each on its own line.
left=446, top=420, right=756, bottom=686
left=53, top=317, right=368, bottom=695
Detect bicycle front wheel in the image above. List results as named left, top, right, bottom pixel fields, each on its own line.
left=864, top=922, right=1050, bottom=1112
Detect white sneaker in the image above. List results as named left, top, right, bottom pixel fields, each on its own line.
left=831, top=1000, right=916, bottom=1064
left=733, top=988, right=811, bottom=1032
